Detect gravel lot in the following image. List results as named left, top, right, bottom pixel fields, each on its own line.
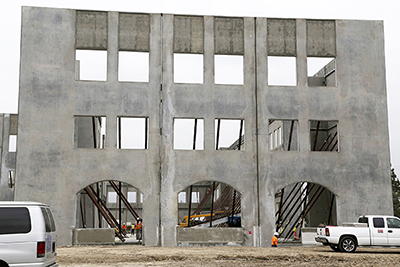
left=57, top=244, right=400, bottom=266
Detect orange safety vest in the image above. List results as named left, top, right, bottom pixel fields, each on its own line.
left=271, top=236, right=278, bottom=246
left=135, top=222, right=142, bottom=230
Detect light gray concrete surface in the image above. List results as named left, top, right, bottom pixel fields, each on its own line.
left=177, top=228, right=244, bottom=245
left=73, top=228, right=115, bottom=245
left=0, top=114, right=17, bottom=201
left=16, top=6, right=391, bottom=247
left=301, top=227, right=318, bottom=245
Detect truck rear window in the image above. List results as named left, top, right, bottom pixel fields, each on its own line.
left=358, top=217, right=369, bottom=226
left=0, top=207, right=31, bottom=234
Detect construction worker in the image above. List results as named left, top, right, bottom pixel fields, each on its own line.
left=122, top=223, right=127, bottom=235
left=135, top=218, right=142, bottom=241
left=271, top=232, right=279, bottom=247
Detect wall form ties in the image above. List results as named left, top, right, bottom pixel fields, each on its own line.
left=15, top=7, right=392, bottom=247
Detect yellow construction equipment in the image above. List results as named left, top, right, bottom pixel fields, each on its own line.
left=179, top=211, right=225, bottom=228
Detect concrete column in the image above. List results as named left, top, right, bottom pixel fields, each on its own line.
left=0, top=115, right=6, bottom=192
left=242, top=17, right=258, bottom=247
left=256, top=18, right=268, bottom=90
left=104, top=12, right=119, bottom=149
left=255, top=17, right=268, bottom=247
left=296, top=19, right=310, bottom=152
left=204, top=16, right=214, bottom=151
left=142, top=13, right=162, bottom=247
left=259, top=182, right=276, bottom=247
left=160, top=14, right=176, bottom=246
left=0, top=114, right=14, bottom=201
left=107, top=12, right=118, bottom=83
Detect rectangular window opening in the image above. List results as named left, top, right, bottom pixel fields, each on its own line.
left=178, top=192, right=187, bottom=203
left=118, top=51, right=149, bottom=82
left=107, top=192, right=117, bottom=203
left=268, top=120, right=298, bottom=151
left=214, top=55, right=244, bottom=85
left=173, top=118, right=204, bottom=150
left=75, top=50, right=107, bottom=81
left=174, top=53, right=204, bottom=84
left=213, top=188, right=220, bottom=202
left=191, top=191, right=200, bottom=203
left=215, top=119, right=245, bottom=150
left=307, top=57, right=336, bottom=87
left=128, top=191, right=137, bottom=203
left=268, top=56, right=297, bottom=86
left=8, top=135, right=17, bottom=152
left=310, top=120, right=339, bottom=152
left=74, top=116, right=106, bottom=149
left=117, top=117, right=149, bottom=149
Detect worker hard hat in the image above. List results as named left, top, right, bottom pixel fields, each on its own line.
left=274, top=232, right=279, bottom=236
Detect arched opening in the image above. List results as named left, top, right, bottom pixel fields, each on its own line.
left=275, top=182, right=337, bottom=243
left=75, top=181, right=143, bottom=243
left=177, top=181, right=241, bottom=228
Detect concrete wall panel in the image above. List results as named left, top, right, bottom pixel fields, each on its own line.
left=76, top=11, right=108, bottom=50
left=16, top=7, right=391, bottom=248
left=177, top=228, right=243, bottom=244
left=0, top=114, right=16, bottom=201
left=0, top=115, right=3, bottom=146
left=307, top=20, right=336, bottom=57
left=17, top=7, right=162, bottom=246
left=9, top=115, right=18, bottom=135
left=119, top=13, right=150, bottom=52
left=214, top=17, right=244, bottom=55
left=73, top=228, right=115, bottom=245
left=174, top=16, right=204, bottom=54
left=267, top=18, right=296, bottom=56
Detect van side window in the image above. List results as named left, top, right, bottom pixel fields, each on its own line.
left=46, top=208, right=56, bottom=231
left=387, top=218, right=400, bottom=228
left=0, top=207, right=31, bottom=234
left=373, top=217, right=385, bottom=228
left=41, top=207, right=53, bottom=232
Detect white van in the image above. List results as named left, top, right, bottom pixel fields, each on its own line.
left=0, top=202, right=58, bottom=267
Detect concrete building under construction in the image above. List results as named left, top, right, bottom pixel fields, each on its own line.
left=1, top=6, right=392, bottom=246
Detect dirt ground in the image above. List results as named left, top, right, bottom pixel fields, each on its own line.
left=57, top=244, right=400, bottom=266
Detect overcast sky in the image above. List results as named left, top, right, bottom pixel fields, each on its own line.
left=1, top=0, right=399, bottom=171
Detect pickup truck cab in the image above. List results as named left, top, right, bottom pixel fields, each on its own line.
left=0, top=201, right=58, bottom=267
left=315, top=215, right=400, bottom=252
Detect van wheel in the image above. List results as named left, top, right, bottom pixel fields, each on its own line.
left=329, top=244, right=341, bottom=252
left=0, top=261, right=9, bottom=267
left=339, top=237, right=357, bottom=252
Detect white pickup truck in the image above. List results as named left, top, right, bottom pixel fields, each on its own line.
left=315, top=215, right=400, bottom=252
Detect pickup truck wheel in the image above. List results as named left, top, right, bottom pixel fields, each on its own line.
left=339, top=237, right=357, bottom=253
left=329, top=244, right=341, bottom=252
